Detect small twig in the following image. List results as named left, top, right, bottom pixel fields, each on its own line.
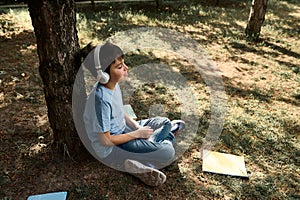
left=63, top=143, right=71, bottom=160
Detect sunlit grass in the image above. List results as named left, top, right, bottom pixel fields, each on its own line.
left=0, top=8, right=32, bottom=37
left=76, top=2, right=300, bottom=198
left=0, top=1, right=299, bottom=199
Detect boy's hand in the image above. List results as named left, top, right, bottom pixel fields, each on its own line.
left=131, top=126, right=153, bottom=139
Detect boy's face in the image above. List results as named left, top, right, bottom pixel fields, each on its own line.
left=109, top=56, right=128, bottom=83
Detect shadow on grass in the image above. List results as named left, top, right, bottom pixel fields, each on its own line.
left=229, top=40, right=300, bottom=61
left=224, top=77, right=300, bottom=107
left=264, top=41, right=300, bottom=60
left=1, top=1, right=299, bottom=198
left=75, top=0, right=249, bottom=45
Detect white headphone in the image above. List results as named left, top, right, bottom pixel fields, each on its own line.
left=94, top=44, right=110, bottom=84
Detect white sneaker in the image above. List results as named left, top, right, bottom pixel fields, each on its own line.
left=124, top=159, right=166, bottom=187
left=171, top=120, right=186, bottom=136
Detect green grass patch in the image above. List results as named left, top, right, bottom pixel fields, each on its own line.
left=0, top=0, right=299, bottom=199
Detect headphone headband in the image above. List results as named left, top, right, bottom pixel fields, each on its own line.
left=94, top=44, right=102, bottom=70
left=94, top=44, right=110, bottom=84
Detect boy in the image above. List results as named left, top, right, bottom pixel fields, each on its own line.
left=83, top=42, right=185, bottom=186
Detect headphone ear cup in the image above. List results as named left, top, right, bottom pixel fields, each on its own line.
left=94, top=45, right=109, bottom=84
left=97, top=70, right=110, bottom=84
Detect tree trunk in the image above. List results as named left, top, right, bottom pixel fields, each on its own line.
left=155, top=0, right=162, bottom=8
left=245, top=0, right=268, bottom=41
left=28, top=0, right=86, bottom=158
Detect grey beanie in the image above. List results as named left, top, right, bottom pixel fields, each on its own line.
left=99, top=42, right=124, bottom=72
left=82, top=42, right=124, bottom=78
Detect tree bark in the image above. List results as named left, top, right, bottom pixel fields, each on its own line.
left=28, top=0, right=86, bottom=158
left=156, top=0, right=162, bottom=8
left=245, top=0, right=268, bottom=41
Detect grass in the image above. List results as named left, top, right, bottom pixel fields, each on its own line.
left=0, top=0, right=299, bottom=199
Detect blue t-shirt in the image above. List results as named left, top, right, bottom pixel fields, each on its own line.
left=83, top=82, right=125, bottom=158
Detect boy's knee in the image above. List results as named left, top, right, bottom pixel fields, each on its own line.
left=160, top=143, right=175, bottom=162
left=162, top=117, right=171, bottom=123
left=155, top=117, right=171, bottom=124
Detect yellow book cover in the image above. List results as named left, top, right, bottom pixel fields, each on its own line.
left=202, top=150, right=248, bottom=177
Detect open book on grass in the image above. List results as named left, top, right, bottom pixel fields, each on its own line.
left=202, top=150, right=248, bottom=178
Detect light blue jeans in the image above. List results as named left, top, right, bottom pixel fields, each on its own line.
left=101, top=117, right=176, bottom=170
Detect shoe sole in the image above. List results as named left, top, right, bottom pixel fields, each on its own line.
left=124, top=159, right=166, bottom=187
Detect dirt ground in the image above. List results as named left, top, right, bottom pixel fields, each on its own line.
left=1, top=1, right=299, bottom=199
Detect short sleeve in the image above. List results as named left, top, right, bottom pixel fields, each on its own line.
left=95, top=91, right=111, bottom=133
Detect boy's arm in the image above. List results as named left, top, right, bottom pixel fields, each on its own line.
left=98, top=126, right=152, bottom=147
left=98, top=131, right=136, bottom=146
left=124, top=112, right=141, bottom=130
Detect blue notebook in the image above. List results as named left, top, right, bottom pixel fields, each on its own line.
left=27, top=191, right=67, bottom=200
